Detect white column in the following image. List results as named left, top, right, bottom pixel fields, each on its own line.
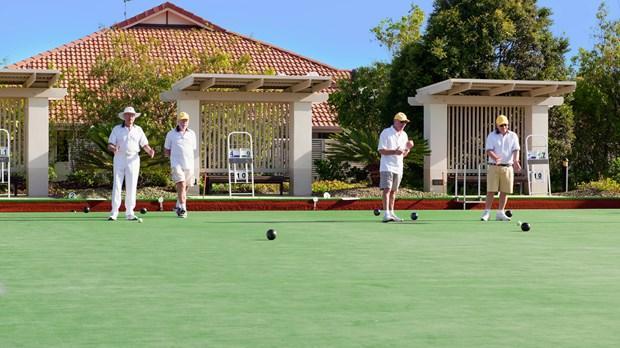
left=288, top=102, right=313, bottom=196
left=525, top=105, right=549, bottom=146
left=423, top=103, right=448, bottom=193
left=177, top=99, right=201, bottom=195
left=25, top=97, right=49, bottom=197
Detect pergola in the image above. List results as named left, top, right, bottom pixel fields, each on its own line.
left=409, top=78, right=576, bottom=193
left=0, top=69, right=67, bottom=197
left=161, top=73, right=332, bottom=196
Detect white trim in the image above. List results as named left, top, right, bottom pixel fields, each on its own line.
left=0, top=88, right=68, bottom=99
left=161, top=91, right=328, bottom=103
left=409, top=95, right=564, bottom=107
left=119, top=8, right=209, bottom=29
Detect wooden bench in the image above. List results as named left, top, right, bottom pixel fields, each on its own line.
left=202, top=174, right=289, bottom=195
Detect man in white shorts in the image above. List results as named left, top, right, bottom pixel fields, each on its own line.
left=481, top=114, right=521, bottom=221
left=378, top=112, right=414, bottom=222
left=164, top=111, right=197, bottom=218
left=107, top=106, right=155, bottom=221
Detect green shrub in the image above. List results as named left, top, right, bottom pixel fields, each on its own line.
left=312, top=180, right=367, bottom=194
left=576, top=178, right=620, bottom=194
left=209, top=183, right=289, bottom=195
left=48, top=166, right=58, bottom=181
left=608, top=158, right=620, bottom=182
left=65, top=169, right=111, bottom=188
left=314, top=158, right=369, bottom=183
left=139, top=167, right=173, bottom=187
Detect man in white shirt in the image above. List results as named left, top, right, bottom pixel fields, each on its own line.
left=377, top=112, right=414, bottom=222
left=107, top=106, right=155, bottom=221
left=481, top=115, right=521, bottom=221
left=164, top=111, right=197, bottom=218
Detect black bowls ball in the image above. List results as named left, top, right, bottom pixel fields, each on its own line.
left=266, top=229, right=278, bottom=240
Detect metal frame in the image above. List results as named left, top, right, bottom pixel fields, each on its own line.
left=453, top=162, right=486, bottom=209
left=525, top=134, right=552, bottom=196
left=227, top=131, right=255, bottom=197
left=0, top=128, right=10, bottom=198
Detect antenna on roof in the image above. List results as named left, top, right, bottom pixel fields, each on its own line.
left=123, top=0, right=132, bottom=19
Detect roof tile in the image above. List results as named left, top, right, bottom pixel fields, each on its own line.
left=10, top=2, right=349, bottom=129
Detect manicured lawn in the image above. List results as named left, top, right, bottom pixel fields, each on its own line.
left=1, top=209, right=619, bottom=347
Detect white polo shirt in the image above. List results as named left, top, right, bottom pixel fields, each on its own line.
left=378, top=126, right=409, bottom=175
left=485, top=130, right=520, bottom=164
left=108, top=124, right=148, bottom=156
left=164, top=128, right=197, bottom=170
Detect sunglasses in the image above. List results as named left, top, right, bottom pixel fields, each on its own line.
left=498, top=124, right=508, bottom=128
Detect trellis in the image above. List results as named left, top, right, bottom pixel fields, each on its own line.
left=0, top=98, right=25, bottom=168
left=447, top=105, right=525, bottom=173
left=201, top=102, right=289, bottom=175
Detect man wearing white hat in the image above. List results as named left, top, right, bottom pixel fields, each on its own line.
left=481, top=114, right=521, bottom=221
left=107, top=106, right=155, bottom=221
left=164, top=111, right=197, bottom=218
left=378, top=112, right=415, bottom=222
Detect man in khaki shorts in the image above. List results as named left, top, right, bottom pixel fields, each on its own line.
left=481, top=115, right=521, bottom=221
left=378, top=112, right=414, bottom=222
left=164, top=112, right=197, bottom=218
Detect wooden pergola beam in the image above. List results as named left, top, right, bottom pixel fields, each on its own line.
left=311, top=80, right=332, bottom=92
left=199, top=77, right=216, bottom=91
left=446, top=82, right=472, bottom=95
left=241, top=78, right=264, bottom=91
left=286, top=79, right=312, bottom=93
left=483, top=83, right=516, bottom=96
left=23, top=73, right=36, bottom=88
left=527, top=85, right=558, bottom=97
left=552, top=85, right=576, bottom=96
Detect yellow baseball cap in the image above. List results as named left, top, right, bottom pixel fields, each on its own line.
left=394, top=112, right=410, bottom=123
left=178, top=112, right=190, bottom=121
left=496, top=115, right=509, bottom=126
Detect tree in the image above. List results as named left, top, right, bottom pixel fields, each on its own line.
left=371, top=4, right=425, bottom=55
left=68, top=30, right=256, bottom=173
left=388, top=0, right=571, bottom=124
left=328, top=63, right=392, bottom=131
left=571, top=3, right=620, bottom=182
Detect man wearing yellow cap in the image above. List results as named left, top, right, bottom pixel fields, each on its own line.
left=164, top=111, right=197, bottom=218
left=481, top=114, right=521, bottom=221
left=377, top=112, right=415, bottom=222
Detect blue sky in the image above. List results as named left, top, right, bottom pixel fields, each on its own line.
left=1, top=0, right=618, bottom=69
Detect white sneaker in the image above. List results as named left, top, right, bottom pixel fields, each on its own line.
left=480, top=210, right=490, bottom=221
left=107, top=216, right=117, bottom=221
left=391, top=214, right=404, bottom=222
left=382, top=214, right=395, bottom=223
left=496, top=211, right=511, bottom=221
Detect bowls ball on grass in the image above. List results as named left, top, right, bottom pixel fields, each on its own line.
left=520, top=222, right=531, bottom=232
left=140, top=207, right=148, bottom=215
left=266, top=229, right=277, bottom=241
left=373, top=209, right=381, bottom=216
left=83, top=206, right=90, bottom=214
left=505, top=210, right=513, bottom=218
left=410, top=212, right=419, bottom=220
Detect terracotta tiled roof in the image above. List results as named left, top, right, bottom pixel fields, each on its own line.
left=9, top=2, right=349, bottom=130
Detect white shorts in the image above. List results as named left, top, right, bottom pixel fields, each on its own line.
left=171, top=166, right=195, bottom=186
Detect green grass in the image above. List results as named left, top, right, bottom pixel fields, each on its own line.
left=1, top=209, right=619, bottom=347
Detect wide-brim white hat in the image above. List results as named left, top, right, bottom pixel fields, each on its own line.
left=118, top=106, right=141, bottom=120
